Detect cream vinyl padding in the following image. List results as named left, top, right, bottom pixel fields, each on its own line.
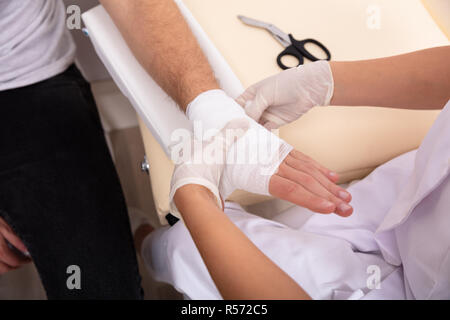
left=422, top=0, right=450, bottom=38
left=83, top=0, right=448, bottom=225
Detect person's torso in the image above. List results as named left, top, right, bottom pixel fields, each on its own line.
left=0, top=0, right=76, bottom=91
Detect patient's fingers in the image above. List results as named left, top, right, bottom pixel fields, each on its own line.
left=269, top=175, right=336, bottom=214
left=284, top=155, right=352, bottom=203
left=289, top=150, right=339, bottom=183
left=276, top=163, right=353, bottom=217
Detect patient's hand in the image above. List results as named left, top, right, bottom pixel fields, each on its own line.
left=219, top=118, right=353, bottom=217
left=170, top=115, right=352, bottom=219
left=269, top=150, right=352, bottom=217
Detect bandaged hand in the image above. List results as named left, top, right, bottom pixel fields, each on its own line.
left=236, top=61, right=334, bottom=129
left=170, top=89, right=247, bottom=219
left=172, top=88, right=352, bottom=219
left=219, top=119, right=353, bottom=217
left=169, top=118, right=250, bottom=219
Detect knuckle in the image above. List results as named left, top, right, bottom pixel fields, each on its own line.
left=328, top=182, right=339, bottom=192
left=329, top=195, right=342, bottom=205
left=306, top=196, right=323, bottom=210
left=300, top=174, right=314, bottom=186
left=303, top=162, right=315, bottom=172
left=277, top=163, right=289, bottom=176
left=283, top=181, right=299, bottom=195
left=283, top=156, right=295, bottom=167
left=324, top=191, right=335, bottom=201
left=303, top=158, right=314, bottom=167
left=290, top=149, right=303, bottom=159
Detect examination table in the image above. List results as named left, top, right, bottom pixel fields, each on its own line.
left=82, top=0, right=449, bottom=225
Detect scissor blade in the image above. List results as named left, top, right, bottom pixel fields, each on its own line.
left=238, top=15, right=272, bottom=29
left=237, top=15, right=291, bottom=47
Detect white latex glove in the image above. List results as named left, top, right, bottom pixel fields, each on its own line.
left=236, top=60, right=334, bottom=129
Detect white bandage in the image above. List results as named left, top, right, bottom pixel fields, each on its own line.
left=171, top=88, right=293, bottom=219
left=169, top=119, right=250, bottom=220
left=169, top=164, right=223, bottom=220
left=219, top=119, right=293, bottom=199
left=187, top=89, right=247, bottom=140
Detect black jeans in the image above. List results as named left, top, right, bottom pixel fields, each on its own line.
left=0, top=65, right=143, bottom=299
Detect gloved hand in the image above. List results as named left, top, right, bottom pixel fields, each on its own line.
left=236, top=60, right=334, bottom=129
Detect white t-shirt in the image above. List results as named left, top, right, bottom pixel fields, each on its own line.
left=0, top=0, right=76, bottom=91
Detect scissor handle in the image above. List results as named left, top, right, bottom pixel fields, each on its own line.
left=277, top=45, right=304, bottom=70
left=290, top=35, right=331, bottom=63
left=277, top=34, right=331, bottom=70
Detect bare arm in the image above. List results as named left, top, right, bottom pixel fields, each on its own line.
left=330, top=46, right=450, bottom=110
left=100, top=0, right=353, bottom=217
left=100, top=0, right=219, bottom=111
left=174, top=184, right=311, bottom=300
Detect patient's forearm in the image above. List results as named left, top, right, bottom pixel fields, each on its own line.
left=100, top=0, right=219, bottom=110
left=174, top=185, right=310, bottom=300
left=330, top=46, right=450, bottom=110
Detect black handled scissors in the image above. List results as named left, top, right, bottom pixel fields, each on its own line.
left=238, top=15, right=331, bottom=70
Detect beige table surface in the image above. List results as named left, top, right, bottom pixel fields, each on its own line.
left=139, top=0, right=449, bottom=224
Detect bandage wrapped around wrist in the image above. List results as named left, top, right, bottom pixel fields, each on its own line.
left=170, top=89, right=292, bottom=220
left=168, top=118, right=250, bottom=220
left=187, top=89, right=247, bottom=140
left=168, top=132, right=225, bottom=220
left=169, top=159, right=224, bottom=220
left=169, top=119, right=292, bottom=220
